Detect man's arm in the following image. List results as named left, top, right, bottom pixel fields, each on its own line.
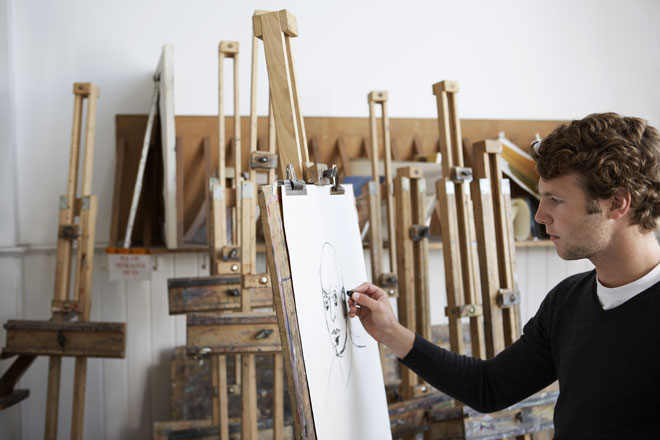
left=349, top=282, right=556, bottom=413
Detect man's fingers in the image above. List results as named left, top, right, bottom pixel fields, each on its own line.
left=351, top=282, right=386, bottom=299
left=351, top=291, right=380, bottom=310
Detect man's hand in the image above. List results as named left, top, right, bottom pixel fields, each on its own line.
left=348, top=282, right=415, bottom=359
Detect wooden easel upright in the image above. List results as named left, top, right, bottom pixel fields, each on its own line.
left=426, top=83, right=555, bottom=439
left=166, top=29, right=285, bottom=440
left=470, top=140, right=521, bottom=357
left=433, top=80, right=485, bottom=360
left=393, top=166, right=432, bottom=403
left=367, top=91, right=398, bottom=297
left=254, top=10, right=329, bottom=439
left=0, top=83, right=126, bottom=440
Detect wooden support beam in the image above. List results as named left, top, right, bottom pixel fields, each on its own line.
left=2, top=321, right=125, bottom=358
left=187, top=313, right=282, bottom=355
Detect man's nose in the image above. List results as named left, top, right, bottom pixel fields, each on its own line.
left=535, top=201, right=550, bottom=225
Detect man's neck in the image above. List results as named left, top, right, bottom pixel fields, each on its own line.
left=592, top=228, right=660, bottom=288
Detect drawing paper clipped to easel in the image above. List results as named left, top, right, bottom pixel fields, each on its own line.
left=281, top=184, right=392, bottom=440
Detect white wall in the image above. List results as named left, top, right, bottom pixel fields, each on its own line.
left=9, top=0, right=660, bottom=246
left=0, top=0, right=656, bottom=438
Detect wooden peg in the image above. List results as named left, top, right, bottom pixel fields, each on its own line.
left=278, top=9, right=299, bottom=37
left=367, top=90, right=388, bottom=103
left=219, top=41, right=239, bottom=55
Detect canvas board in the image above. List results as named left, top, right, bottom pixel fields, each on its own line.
left=281, top=184, right=391, bottom=440
left=157, top=44, right=178, bottom=249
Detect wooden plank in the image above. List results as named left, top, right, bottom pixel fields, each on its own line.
left=158, top=44, right=178, bottom=249
left=167, top=274, right=242, bottom=314
left=2, top=320, right=126, bottom=358
left=186, top=322, right=282, bottom=355
left=258, top=185, right=316, bottom=439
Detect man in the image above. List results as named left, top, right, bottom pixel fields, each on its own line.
left=348, top=113, right=660, bottom=438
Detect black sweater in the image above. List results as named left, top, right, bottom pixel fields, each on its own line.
left=401, top=270, right=660, bottom=439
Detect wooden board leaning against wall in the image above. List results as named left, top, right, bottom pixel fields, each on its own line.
left=111, top=115, right=566, bottom=249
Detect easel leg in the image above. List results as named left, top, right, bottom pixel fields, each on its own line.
left=212, top=355, right=229, bottom=440
left=273, top=354, right=284, bottom=440
left=71, top=356, right=88, bottom=440
left=45, top=356, right=62, bottom=440
left=241, top=354, right=258, bottom=440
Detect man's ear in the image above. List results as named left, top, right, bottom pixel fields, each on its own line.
left=607, top=187, right=631, bottom=220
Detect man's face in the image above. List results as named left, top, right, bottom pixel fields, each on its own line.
left=535, top=173, right=613, bottom=261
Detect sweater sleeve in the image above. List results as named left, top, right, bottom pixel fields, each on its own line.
left=400, top=306, right=556, bottom=412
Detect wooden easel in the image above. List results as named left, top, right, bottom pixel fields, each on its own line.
left=470, top=140, right=521, bottom=357
left=0, top=83, right=126, bottom=440
left=393, top=166, right=432, bottom=403
left=429, top=82, right=554, bottom=439
left=166, top=27, right=286, bottom=440
left=433, top=80, right=485, bottom=359
left=254, top=10, right=324, bottom=439
left=367, top=91, right=398, bottom=297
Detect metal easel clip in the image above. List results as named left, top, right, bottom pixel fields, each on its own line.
left=451, top=166, right=473, bottom=182
left=326, top=165, right=345, bottom=195
left=497, top=289, right=520, bottom=307
left=277, top=164, right=307, bottom=195
left=409, top=225, right=430, bottom=241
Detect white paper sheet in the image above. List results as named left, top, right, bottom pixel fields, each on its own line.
left=282, top=184, right=392, bottom=440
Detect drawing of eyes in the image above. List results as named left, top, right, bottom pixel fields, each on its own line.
left=322, top=288, right=331, bottom=311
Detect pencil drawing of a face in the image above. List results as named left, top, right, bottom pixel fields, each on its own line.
left=320, top=242, right=348, bottom=358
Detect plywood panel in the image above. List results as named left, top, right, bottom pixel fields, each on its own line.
left=113, top=115, right=565, bottom=249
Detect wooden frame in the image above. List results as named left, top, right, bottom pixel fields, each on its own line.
left=0, top=83, right=126, bottom=440
left=367, top=90, right=398, bottom=297
left=433, top=80, right=485, bottom=359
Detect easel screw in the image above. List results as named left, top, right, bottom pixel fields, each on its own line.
left=259, top=276, right=268, bottom=285
left=231, top=264, right=239, bottom=272
left=388, top=289, right=395, bottom=296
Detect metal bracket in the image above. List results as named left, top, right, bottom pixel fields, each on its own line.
left=445, top=304, right=483, bottom=318
left=378, top=272, right=398, bottom=287
left=220, top=246, right=240, bottom=261
left=59, top=224, right=80, bottom=240
left=255, top=329, right=274, bottom=339
left=277, top=164, right=307, bottom=195
left=226, top=288, right=241, bottom=297
left=409, top=225, right=430, bottom=241
left=498, top=289, right=520, bottom=308
left=56, top=331, right=66, bottom=349
left=451, top=166, right=473, bottom=182
left=251, top=151, right=278, bottom=170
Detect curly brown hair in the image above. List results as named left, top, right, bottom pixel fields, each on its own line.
left=531, top=112, right=660, bottom=231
